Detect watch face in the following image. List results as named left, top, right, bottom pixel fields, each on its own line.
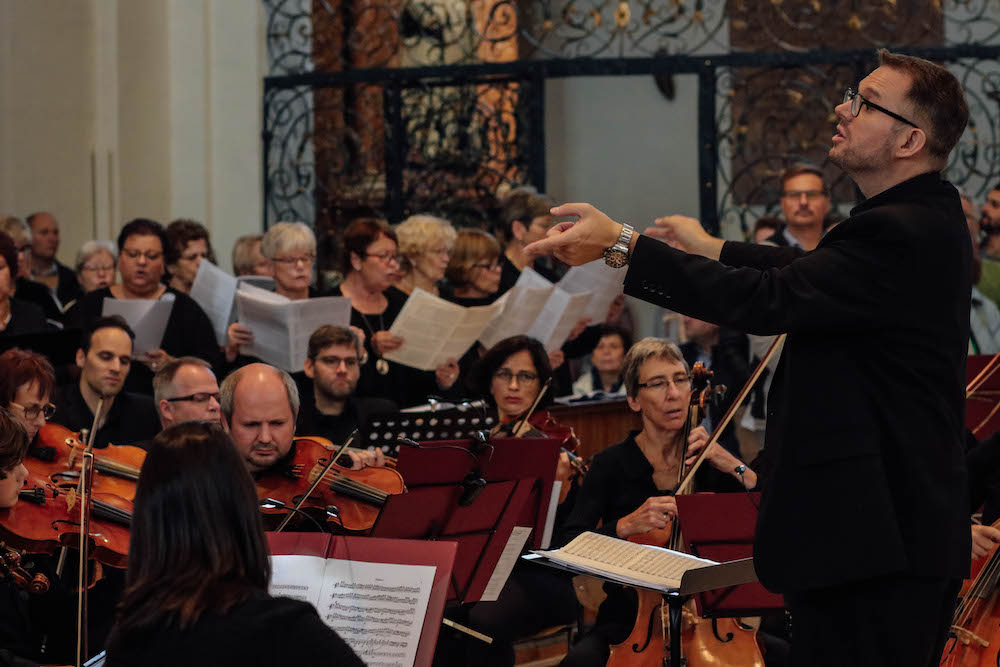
left=603, top=247, right=628, bottom=268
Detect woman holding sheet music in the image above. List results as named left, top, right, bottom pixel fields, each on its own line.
left=331, top=218, right=459, bottom=408
left=104, top=421, right=363, bottom=667
left=557, top=338, right=759, bottom=667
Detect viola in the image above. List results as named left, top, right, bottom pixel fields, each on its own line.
left=607, top=363, right=765, bottom=667
left=0, top=484, right=132, bottom=570
left=0, top=543, right=50, bottom=594
left=30, top=424, right=146, bottom=501
left=940, top=518, right=1000, bottom=665
left=256, top=435, right=405, bottom=533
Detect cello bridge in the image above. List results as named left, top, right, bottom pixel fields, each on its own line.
left=951, top=625, right=990, bottom=647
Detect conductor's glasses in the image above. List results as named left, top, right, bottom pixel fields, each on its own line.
left=843, top=87, right=919, bottom=128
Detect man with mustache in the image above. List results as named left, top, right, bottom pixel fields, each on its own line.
left=763, top=163, right=831, bottom=251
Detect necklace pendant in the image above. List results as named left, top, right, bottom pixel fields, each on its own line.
left=376, top=358, right=390, bottom=375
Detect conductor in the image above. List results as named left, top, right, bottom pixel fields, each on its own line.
left=526, top=50, right=972, bottom=666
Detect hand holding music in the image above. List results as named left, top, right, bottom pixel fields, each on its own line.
left=140, top=349, right=175, bottom=373
left=523, top=203, right=624, bottom=266
left=371, top=331, right=404, bottom=356
left=617, top=495, right=679, bottom=539
left=972, top=524, right=1000, bottom=560
left=567, top=317, right=592, bottom=342
left=435, top=358, right=460, bottom=390
left=225, top=322, right=254, bottom=362
left=647, top=215, right=724, bottom=260
left=548, top=348, right=565, bottom=370
left=343, top=446, right=386, bottom=470
left=349, top=325, right=367, bottom=350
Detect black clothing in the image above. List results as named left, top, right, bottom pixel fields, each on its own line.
left=14, top=279, right=61, bottom=324
left=52, top=382, right=159, bottom=448
left=784, top=574, right=961, bottom=667
left=625, top=171, right=972, bottom=594
left=295, top=388, right=398, bottom=445
left=65, top=287, right=224, bottom=396
left=496, top=254, right=559, bottom=297
left=330, top=285, right=446, bottom=407
left=0, top=299, right=55, bottom=337
left=679, top=330, right=750, bottom=457
left=967, top=429, right=1000, bottom=524
left=26, top=261, right=81, bottom=311
left=105, top=593, right=363, bottom=667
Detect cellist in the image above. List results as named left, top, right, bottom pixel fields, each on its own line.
left=557, top=338, right=758, bottom=666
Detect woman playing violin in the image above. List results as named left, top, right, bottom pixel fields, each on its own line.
left=558, top=338, right=757, bottom=667
left=0, top=349, right=56, bottom=446
left=104, top=422, right=363, bottom=667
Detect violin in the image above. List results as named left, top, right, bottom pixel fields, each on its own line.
left=30, top=424, right=146, bottom=501
left=940, top=517, right=1000, bottom=665
left=607, top=362, right=765, bottom=667
left=256, top=435, right=405, bottom=533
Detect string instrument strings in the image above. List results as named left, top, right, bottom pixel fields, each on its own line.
left=676, top=333, right=786, bottom=496
left=274, top=432, right=356, bottom=533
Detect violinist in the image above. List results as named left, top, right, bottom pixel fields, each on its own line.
left=152, top=356, right=221, bottom=428
left=0, top=348, right=56, bottom=447
left=437, top=336, right=579, bottom=667
left=557, top=338, right=757, bottom=667
left=103, top=422, right=364, bottom=667
left=219, top=362, right=383, bottom=476
left=52, top=316, right=159, bottom=449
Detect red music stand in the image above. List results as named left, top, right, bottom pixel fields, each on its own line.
left=967, top=354, right=1000, bottom=437
left=674, top=492, right=784, bottom=616
left=371, top=436, right=561, bottom=603
left=267, top=532, right=456, bottom=667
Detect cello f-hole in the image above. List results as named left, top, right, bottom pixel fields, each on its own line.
left=712, top=618, right=735, bottom=643
left=632, top=602, right=661, bottom=654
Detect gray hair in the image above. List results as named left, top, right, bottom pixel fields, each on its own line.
left=152, top=356, right=214, bottom=406
left=260, top=222, right=316, bottom=259
left=75, top=240, right=117, bottom=273
left=219, top=363, right=300, bottom=423
left=232, top=234, right=264, bottom=276
left=395, top=214, right=457, bottom=259
left=622, top=337, right=689, bottom=399
left=0, top=217, right=30, bottom=245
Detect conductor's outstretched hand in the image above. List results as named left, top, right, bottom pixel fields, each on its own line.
left=523, top=203, right=623, bottom=266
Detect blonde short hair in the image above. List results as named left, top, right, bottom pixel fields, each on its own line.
left=445, top=228, right=500, bottom=289
left=395, top=215, right=457, bottom=260
left=260, top=222, right=315, bottom=259
left=0, top=217, right=30, bottom=245
left=232, top=234, right=264, bottom=276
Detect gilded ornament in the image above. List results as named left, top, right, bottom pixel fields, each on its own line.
left=591, top=8, right=602, bottom=27
left=542, top=19, right=554, bottom=31
left=787, top=89, right=803, bottom=104
left=693, top=9, right=704, bottom=22
left=847, top=13, right=862, bottom=29
left=615, top=2, right=631, bottom=27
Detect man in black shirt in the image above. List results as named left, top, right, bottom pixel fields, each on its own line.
left=297, top=325, right=396, bottom=446
left=53, top=315, right=159, bottom=448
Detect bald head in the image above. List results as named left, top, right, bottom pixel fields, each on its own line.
left=220, top=363, right=299, bottom=472
left=27, top=212, right=60, bottom=262
left=155, top=360, right=220, bottom=428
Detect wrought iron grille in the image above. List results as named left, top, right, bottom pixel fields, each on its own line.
left=263, top=0, right=1000, bottom=251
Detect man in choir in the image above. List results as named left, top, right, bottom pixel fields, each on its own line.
left=152, top=356, right=221, bottom=429
left=219, top=362, right=383, bottom=475
left=297, top=325, right=396, bottom=445
left=760, top=162, right=830, bottom=251
left=0, top=217, right=61, bottom=322
left=53, top=315, right=159, bottom=448
left=527, top=50, right=971, bottom=665
left=26, top=211, right=81, bottom=309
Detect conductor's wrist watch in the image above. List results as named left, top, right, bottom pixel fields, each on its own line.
left=603, top=223, right=635, bottom=268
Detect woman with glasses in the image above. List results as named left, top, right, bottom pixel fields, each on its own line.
left=0, top=233, right=54, bottom=337
left=104, top=422, right=363, bottom=667
left=442, top=228, right=503, bottom=306
left=164, top=219, right=216, bottom=295
left=394, top=214, right=456, bottom=297
left=557, top=338, right=760, bottom=667
left=73, top=240, right=117, bottom=295
left=65, top=219, right=225, bottom=396
left=0, top=348, right=56, bottom=445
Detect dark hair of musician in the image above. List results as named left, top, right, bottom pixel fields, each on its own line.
left=598, top=324, right=633, bottom=353
left=307, top=325, right=362, bottom=360
left=468, top=335, right=553, bottom=406
left=117, top=218, right=169, bottom=256
left=80, top=315, right=135, bottom=353
left=0, top=348, right=56, bottom=410
left=108, top=422, right=270, bottom=648
left=342, top=217, right=397, bottom=275
left=165, top=219, right=216, bottom=266
left=0, top=232, right=19, bottom=280
left=0, top=408, right=29, bottom=480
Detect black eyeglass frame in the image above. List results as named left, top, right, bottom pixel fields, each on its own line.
left=843, top=87, right=919, bottom=129
left=165, top=392, right=220, bottom=404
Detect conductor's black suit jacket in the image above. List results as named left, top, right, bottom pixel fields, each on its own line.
left=623, top=172, right=972, bottom=594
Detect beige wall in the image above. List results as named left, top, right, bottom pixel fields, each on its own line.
left=0, top=0, right=262, bottom=272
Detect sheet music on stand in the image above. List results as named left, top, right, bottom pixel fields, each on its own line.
left=361, top=408, right=497, bottom=456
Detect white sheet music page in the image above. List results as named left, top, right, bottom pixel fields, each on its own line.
left=479, top=268, right=556, bottom=348
left=269, top=554, right=329, bottom=604
left=384, top=288, right=503, bottom=371
left=479, top=526, right=533, bottom=602
left=102, top=294, right=175, bottom=356
left=538, top=531, right=715, bottom=592
left=527, top=288, right=593, bottom=353
left=558, top=260, right=625, bottom=322
left=189, top=260, right=238, bottom=345
left=318, top=559, right=435, bottom=667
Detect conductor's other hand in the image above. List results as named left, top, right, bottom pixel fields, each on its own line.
left=648, top=215, right=724, bottom=260
left=524, top=203, right=623, bottom=266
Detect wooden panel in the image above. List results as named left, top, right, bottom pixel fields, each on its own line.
left=549, top=399, right=641, bottom=461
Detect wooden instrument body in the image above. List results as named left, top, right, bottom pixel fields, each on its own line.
left=941, top=519, right=1000, bottom=666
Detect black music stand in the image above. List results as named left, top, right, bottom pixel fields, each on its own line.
left=361, top=409, right=498, bottom=457
left=674, top=492, right=785, bottom=616
left=370, top=435, right=560, bottom=603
